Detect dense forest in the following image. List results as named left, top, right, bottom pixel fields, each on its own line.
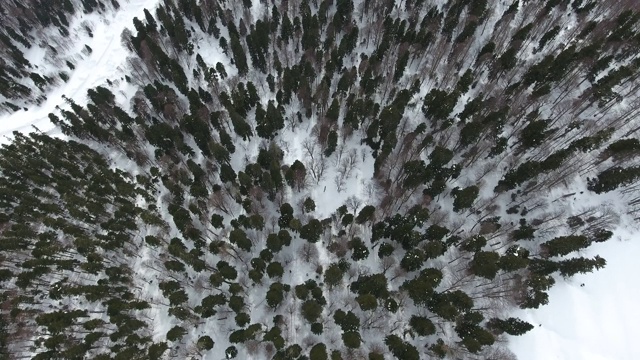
left=1, top=0, right=640, bottom=358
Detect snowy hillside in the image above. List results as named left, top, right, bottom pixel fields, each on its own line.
left=509, top=226, right=640, bottom=360
left=1, top=0, right=640, bottom=359
left=0, top=0, right=161, bottom=141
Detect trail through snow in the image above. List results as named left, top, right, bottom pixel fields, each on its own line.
left=0, top=0, right=161, bottom=143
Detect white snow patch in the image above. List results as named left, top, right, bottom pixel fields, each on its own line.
left=509, top=226, right=640, bottom=360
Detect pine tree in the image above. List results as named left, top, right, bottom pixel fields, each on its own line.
left=300, top=218, right=323, bottom=243
left=452, top=186, right=479, bottom=212
left=487, top=317, right=534, bottom=335
left=469, top=251, right=500, bottom=279
left=310, top=343, right=328, bottom=360
left=266, top=282, right=285, bottom=308
left=409, top=315, right=436, bottom=336
left=385, top=335, right=420, bottom=360
left=166, top=326, right=187, bottom=342
left=401, top=249, right=425, bottom=272
left=588, top=166, right=640, bottom=194
left=541, top=235, right=590, bottom=257
left=324, top=263, right=344, bottom=288
left=228, top=24, right=249, bottom=75
left=557, top=256, right=606, bottom=277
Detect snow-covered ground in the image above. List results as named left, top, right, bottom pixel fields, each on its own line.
left=0, top=0, right=160, bottom=144
left=509, top=226, right=640, bottom=360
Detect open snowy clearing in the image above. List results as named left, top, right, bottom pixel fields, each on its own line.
left=0, top=0, right=160, bottom=144
left=508, top=225, right=640, bottom=360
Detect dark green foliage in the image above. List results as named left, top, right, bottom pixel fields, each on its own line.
left=519, top=119, right=554, bottom=149
left=469, top=251, right=501, bottom=279
left=487, top=317, right=534, bottom=336
left=499, top=246, right=530, bottom=271
left=301, top=300, right=323, bottom=323
left=228, top=25, right=248, bottom=75
left=229, top=295, right=245, bottom=313
left=378, top=242, right=395, bottom=258
left=478, top=41, right=496, bottom=60
left=427, top=290, right=474, bottom=321
left=256, top=101, right=285, bottom=139
left=266, top=282, right=286, bottom=308
left=303, top=197, right=316, bottom=213
left=295, top=283, right=310, bottom=300
left=333, top=0, right=354, bottom=29
left=348, top=237, right=369, bottom=261
left=310, top=343, right=328, bottom=360
left=422, top=239, right=446, bottom=259
left=401, top=268, right=443, bottom=305
left=333, top=309, right=359, bottom=332
left=279, top=203, right=294, bottom=228
left=342, top=331, right=361, bottom=349
left=512, top=23, right=534, bottom=42
left=166, top=326, right=187, bottom=342
left=229, top=323, right=261, bottom=343
left=196, top=335, right=214, bottom=350
left=266, top=262, right=284, bottom=279
left=394, top=51, right=410, bottom=81
left=498, top=47, right=518, bottom=71
left=588, top=166, right=640, bottom=193
left=324, top=130, right=338, bottom=156
left=592, top=229, right=613, bottom=243
left=455, top=312, right=495, bottom=353
left=326, top=98, right=341, bottom=122
left=401, top=248, right=425, bottom=272
left=267, top=233, right=283, bottom=252
left=311, top=322, right=323, bottom=335
left=225, top=346, right=238, bottom=358
left=511, top=220, right=537, bottom=241
left=452, top=186, right=479, bottom=212
left=385, top=335, right=420, bottom=360
left=603, top=138, right=640, bottom=158
left=356, top=294, right=377, bottom=311
left=355, top=205, right=376, bottom=224
left=497, top=161, right=542, bottom=190
left=460, top=235, right=487, bottom=252
left=429, top=339, right=448, bottom=359
left=423, top=89, right=458, bottom=121
left=264, top=326, right=286, bottom=349
left=229, top=228, right=252, bottom=252
left=300, top=218, right=323, bottom=243
left=409, top=315, right=436, bottom=336
left=520, top=274, right=555, bottom=309
left=351, top=273, right=389, bottom=298
left=425, top=224, right=449, bottom=241
left=537, top=25, right=561, bottom=51
left=341, top=213, right=354, bottom=227
left=541, top=235, right=590, bottom=257
left=429, top=146, right=454, bottom=167
left=148, top=342, right=169, bottom=358
left=557, top=255, right=606, bottom=277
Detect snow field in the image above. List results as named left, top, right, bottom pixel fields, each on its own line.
left=509, top=227, right=640, bottom=360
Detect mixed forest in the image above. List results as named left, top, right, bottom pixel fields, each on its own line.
left=1, top=0, right=640, bottom=359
